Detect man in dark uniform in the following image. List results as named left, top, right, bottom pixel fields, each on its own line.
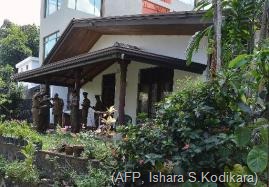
left=52, top=93, right=64, bottom=127
left=32, top=89, right=52, bottom=133
left=93, top=95, right=105, bottom=127
left=81, top=92, right=91, bottom=126
left=39, top=94, right=53, bottom=133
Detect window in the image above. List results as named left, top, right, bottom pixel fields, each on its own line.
left=45, top=0, right=61, bottom=17
left=26, top=65, right=29, bottom=70
left=43, top=31, right=60, bottom=59
left=137, top=68, right=173, bottom=118
left=68, top=0, right=102, bottom=16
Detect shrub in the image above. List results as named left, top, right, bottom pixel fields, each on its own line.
left=73, top=167, right=111, bottom=187
left=5, top=160, right=40, bottom=184
left=118, top=74, right=256, bottom=185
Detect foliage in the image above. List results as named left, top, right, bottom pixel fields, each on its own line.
left=0, top=121, right=40, bottom=184
left=0, top=20, right=39, bottom=66
left=4, top=160, right=40, bottom=184
left=118, top=123, right=174, bottom=174
left=136, top=112, right=149, bottom=124
left=99, top=106, right=117, bottom=135
left=186, top=26, right=213, bottom=65
left=117, top=66, right=268, bottom=185
left=0, top=156, right=7, bottom=176
left=21, top=24, right=39, bottom=57
left=247, top=145, right=268, bottom=173
left=186, top=0, right=266, bottom=67
left=227, top=44, right=269, bottom=185
left=0, top=120, right=42, bottom=143
left=72, top=167, right=111, bottom=187
left=117, top=81, right=232, bottom=183
left=0, top=65, right=23, bottom=120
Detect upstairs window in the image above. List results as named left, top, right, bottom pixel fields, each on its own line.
left=44, top=31, right=60, bottom=59
left=68, top=0, right=102, bottom=16
left=45, top=0, right=61, bottom=17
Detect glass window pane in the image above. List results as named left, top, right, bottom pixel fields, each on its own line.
left=94, top=0, right=101, bottom=16
left=68, top=0, right=76, bottom=9
left=69, top=0, right=101, bottom=16
left=45, top=0, right=61, bottom=17
left=49, top=0, right=57, bottom=14
left=77, top=0, right=94, bottom=14
left=44, top=32, right=59, bottom=58
left=57, top=0, right=61, bottom=10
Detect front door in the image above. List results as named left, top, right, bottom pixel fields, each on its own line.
left=102, top=73, right=116, bottom=109
left=137, top=67, right=173, bottom=118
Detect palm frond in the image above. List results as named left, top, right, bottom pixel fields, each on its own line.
left=194, top=0, right=212, bottom=11
left=185, top=26, right=213, bottom=65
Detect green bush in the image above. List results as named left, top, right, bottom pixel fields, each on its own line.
left=5, top=160, right=40, bottom=184
left=0, top=120, right=42, bottom=143
left=118, top=74, right=256, bottom=183
left=0, top=65, right=23, bottom=120
left=73, top=167, right=111, bottom=187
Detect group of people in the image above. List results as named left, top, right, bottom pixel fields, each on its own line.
left=81, top=92, right=106, bottom=128
left=31, top=89, right=53, bottom=133
left=32, top=89, right=105, bottom=133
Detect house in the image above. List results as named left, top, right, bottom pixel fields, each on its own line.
left=39, top=0, right=195, bottom=123
left=14, top=11, right=211, bottom=128
left=15, top=57, right=40, bottom=99
left=16, top=57, right=40, bottom=90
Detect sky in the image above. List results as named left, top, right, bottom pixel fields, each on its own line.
left=0, top=0, right=41, bottom=26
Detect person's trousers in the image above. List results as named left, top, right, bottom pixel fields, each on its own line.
left=54, top=113, right=62, bottom=127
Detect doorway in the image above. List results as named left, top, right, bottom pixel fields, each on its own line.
left=137, top=67, right=173, bottom=118
left=102, top=73, right=116, bottom=109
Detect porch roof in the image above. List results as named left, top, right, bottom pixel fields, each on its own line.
left=44, top=11, right=212, bottom=64
left=13, top=43, right=206, bottom=87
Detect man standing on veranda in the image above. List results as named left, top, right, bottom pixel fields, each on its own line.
left=81, top=92, right=91, bottom=127
left=52, top=93, right=64, bottom=127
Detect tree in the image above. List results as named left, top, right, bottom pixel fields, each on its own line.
left=0, top=21, right=39, bottom=67
left=21, top=24, right=40, bottom=57
left=0, top=65, right=23, bottom=120
left=0, top=19, right=13, bottom=39
left=186, top=0, right=266, bottom=76
left=259, top=0, right=269, bottom=45
left=212, top=0, right=222, bottom=75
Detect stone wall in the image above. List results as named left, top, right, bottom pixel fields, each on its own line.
left=35, top=150, right=94, bottom=177
left=0, top=142, right=25, bottom=161
left=0, top=141, right=98, bottom=180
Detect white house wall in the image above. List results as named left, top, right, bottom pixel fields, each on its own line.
left=90, top=35, right=208, bottom=65
left=82, top=35, right=207, bottom=124
left=50, top=86, right=69, bottom=123
left=39, top=0, right=96, bottom=63
left=103, top=0, right=142, bottom=16
left=82, top=62, right=156, bottom=124
left=81, top=64, right=201, bottom=124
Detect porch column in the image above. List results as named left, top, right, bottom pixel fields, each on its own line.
left=38, top=82, right=50, bottom=133
left=44, top=81, right=50, bottom=127
left=71, top=71, right=81, bottom=133
left=118, top=60, right=130, bottom=125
